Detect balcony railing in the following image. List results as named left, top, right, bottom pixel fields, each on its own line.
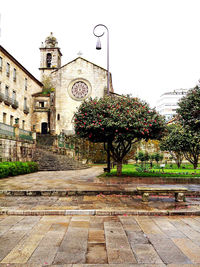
left=19, top=128, right=33, bottom=141
left=0, top=92, right=4, bottom=102
left=0, top=122, right=15, bottom=137
left=0, top=122, right=34, bottom=142
left=11, top=99, right=19, bottom=109
left=4, top=95, right=12, bottom=106
left=23, top=106, right=30, bottom=114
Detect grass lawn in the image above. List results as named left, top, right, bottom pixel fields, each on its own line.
left=105, top=164, right=200, bottom=178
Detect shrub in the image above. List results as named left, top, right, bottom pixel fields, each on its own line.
left=0, top=161, right=38, bottom=178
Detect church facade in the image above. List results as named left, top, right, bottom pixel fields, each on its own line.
left=32, top=33, right=113, bottom=136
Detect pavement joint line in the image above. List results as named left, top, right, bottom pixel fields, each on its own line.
left=0, top=209, right=200, bottom=216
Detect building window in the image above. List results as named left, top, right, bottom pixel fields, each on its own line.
left=12, top=91, right=16, bottom=101
left=10, top=115, right=13, bottom=126
left=25, top=78, right=27, bottom=90
left=57, top=114, right=60, bottom=120
left=39, top=101, right=44, bottom=108
left=3, top=113, right=6, bottom=124
left=6, top=63, right=10, bottom=77
left=5, top=86, right=9, bottom=97
left=46, top=53, right=52, bottom=68
left=0, top=57, right=2, bottom=71
left=22, top=120, right=25, bottom=130
left=13, top=68, right=16, bottom=81
left=24, top=97, right=27, bottom=108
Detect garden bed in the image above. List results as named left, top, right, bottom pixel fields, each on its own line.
left=102, top=164, right=200, bottom=179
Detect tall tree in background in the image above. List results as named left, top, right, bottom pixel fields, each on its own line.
left=160, top=125, right=185, bottom=168
left=177, top=86, right=200, bottom=131
left=74, top=96, right=165, bottom=175
left=176, top=86, right=200, bottom=169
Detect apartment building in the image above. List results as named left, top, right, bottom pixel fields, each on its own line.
left=156, top=88, right=188, bottom=121
left=0, top=45, right=43, bottom=131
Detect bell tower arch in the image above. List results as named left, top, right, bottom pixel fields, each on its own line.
left=39, top=32, right=62, bottom=80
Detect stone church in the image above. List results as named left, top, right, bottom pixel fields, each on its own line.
left=32, top=33, right=114, bottom=136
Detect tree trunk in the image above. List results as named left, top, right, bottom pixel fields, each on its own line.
left=193, top=161, right=198, bottom=169
left=176, top=160, right=180, bottom=169
left=107, top=141, right=111, bottom=173
left=117, top=160, right=123, bottom=176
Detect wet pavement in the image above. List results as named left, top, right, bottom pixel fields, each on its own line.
left=0, top=166, right=200, bottom=193
left=1, top=167, right=200, bottom=266
left=1, top=215, right=200, bottom=266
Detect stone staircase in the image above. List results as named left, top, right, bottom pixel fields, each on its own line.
left=33, top=148, right=88, bottom=171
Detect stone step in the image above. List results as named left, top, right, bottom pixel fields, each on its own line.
left=33, top=148, right=88, bottom=171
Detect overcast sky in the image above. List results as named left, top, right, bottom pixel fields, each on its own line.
left=1, top=0, right=200, bottom=107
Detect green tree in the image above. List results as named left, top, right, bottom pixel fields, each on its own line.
left=135, top=154, right=139, bottom=164
left=181, top=129, right=200, bottom=169
left=74, top=96, right=165, bottom=175
left=176, top=86, right=200, bottom=169
left=149, top=153, right=155, bottom=168
left=144, top=151, right=149, bottom=166
left=160, top=125, right=185, bottom=168
left=177, top=86, right=200, bottom=132
left=138, top=151, right=145, bottom=167
left=154, top=152, right=162, bottom=166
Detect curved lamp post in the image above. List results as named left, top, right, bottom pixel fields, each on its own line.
left=93, top=24, right=110, bottom=95
left=93, top=24, right=111, bottom=172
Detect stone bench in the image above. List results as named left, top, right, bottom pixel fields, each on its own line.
left=136, top=187, right=188, bottom=202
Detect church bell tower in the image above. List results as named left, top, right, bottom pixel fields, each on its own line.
left=39, top=32, right=62, bottom=80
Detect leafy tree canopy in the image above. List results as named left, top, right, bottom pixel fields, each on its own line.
left=74, top=96, right=165, bottom=143
left=74, top=96, right=166, bottom=175
left=177, top=86, right=200, bottom=131
left=160, top=124, right=185, bottom=168
left=160, top=124, right=200, bottom=169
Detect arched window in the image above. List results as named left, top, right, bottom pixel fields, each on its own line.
left=46, top=53, right=52, bottom=68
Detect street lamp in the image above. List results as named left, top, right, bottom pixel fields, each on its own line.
left=93, top=24, right=111, bottom=172
left=93, top=24, right=110, bottom=95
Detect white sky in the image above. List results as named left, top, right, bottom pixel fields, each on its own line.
left=1, top=0, right=200, bottom=107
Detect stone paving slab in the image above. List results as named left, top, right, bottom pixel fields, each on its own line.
left=1, top=167, right=200, bottom=194
left=0, top=215, right=200, bottom=265
left=1, top=195, right=200, bottom=215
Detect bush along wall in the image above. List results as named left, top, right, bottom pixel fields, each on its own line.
left=0, top=161, right=38, bottom=178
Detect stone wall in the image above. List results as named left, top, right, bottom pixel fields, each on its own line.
left=0, top=122, right=36, bottom=162
left=0, top=137, right=35, bottom=162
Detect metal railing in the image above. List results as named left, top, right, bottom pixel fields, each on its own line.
left=19, top=128, right=33, bottom=141
left=0, top=122, right=15, bottom=137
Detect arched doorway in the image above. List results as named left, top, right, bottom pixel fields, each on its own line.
left=41, top=122, right=48, bottom=134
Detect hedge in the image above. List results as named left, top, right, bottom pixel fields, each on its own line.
left=0, top=161, right=38, bottom=178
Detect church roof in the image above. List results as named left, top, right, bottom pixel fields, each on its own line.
left=51, top=56, right=109, bottom=73
left=50, top=56, right=114, bottom=93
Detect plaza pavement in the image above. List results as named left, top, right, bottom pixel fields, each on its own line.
left=0, top=166, right=200, bottom=215
left=0, top=166, right=200, bottom=266
left=1, top=215, right=200, bottom=266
